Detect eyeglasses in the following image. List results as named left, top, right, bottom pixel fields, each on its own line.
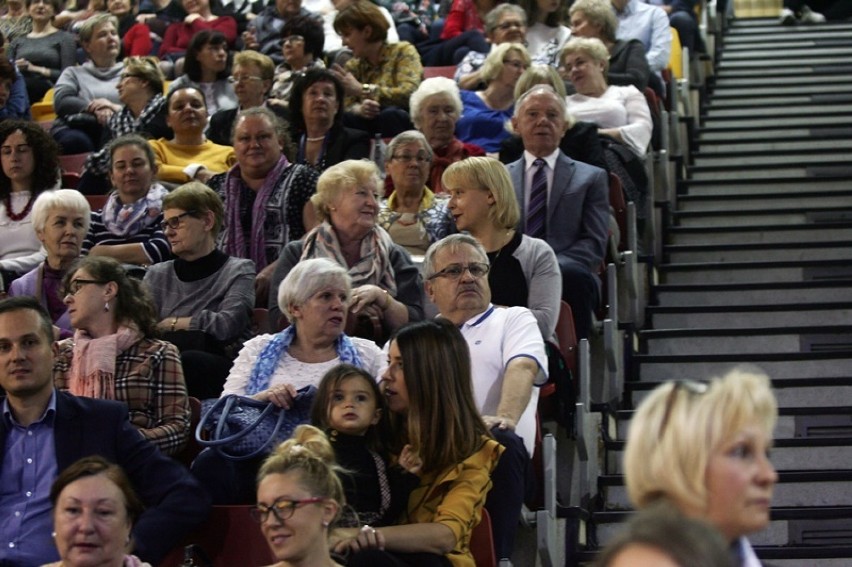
left=283, top=35, right=305, bottom=45
left=160, top=210, right=198, bottom=231
left=658, top=380, right=708, bottom=438
left=428, top=262, right=490, bottom=280
left=391, top=153, right=431, bottom=164
left=228, top=75, right=264, bottom=84
left=65, top=279, right=107, bottom=296
left=495, top=20, right=524, bottom=31
left=250, top=497, right=325, bottom=523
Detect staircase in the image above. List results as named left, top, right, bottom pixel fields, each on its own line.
left=589, top=16, right=852, bottom=567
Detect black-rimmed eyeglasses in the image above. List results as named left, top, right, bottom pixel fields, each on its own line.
left=64, top=279, right=107, bottom=296
left=160, top=210, right=198, bottom=232
left=250, top=497, right=325, bottom=523
left=428, top=262, right=490, bottom=280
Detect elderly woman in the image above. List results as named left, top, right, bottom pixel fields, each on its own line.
left=208, top=50, right=280, bottom=146
left=377, top=130, right=453, bottom=257
left=455, top=4, right=527, bottom=91
left=81, top=135, right=170, bottom=267
left=567, top=0, right=651, bottom=92
left=51, top=14, right=124, bottom=155
left=9, top=189, right=89, bottom=338
left=455, top=42, right=530, bottom=153
left=268, top=159, right=424, bottom=341
left=167, top=30, right=237, bottom=115
left=0, top=121, right=58, bottom=285
left=149, top=86, right=236, bottom=185
left=519, top=0, right=570, bottom=67
left=45, top=456, right=149, bottom=567
left=330, top=0, right=422, bottom=137
left=288, top=68, right=371, bottom=172
left=407, top=77, right=484, bottom=195
left=443, top=157, right=560, bottom=341
left=208, top=107, right=319, bottom=306
left=55, top=255, right=190, bottom=456
left=9, top=0, right=75, bottom=105
left=78, top=57, right=172, bottom=195
left=194, top=257, right=384, bottom=504
left=267, top=15, right=326, bottom=112
left=144, top=181, right=255, bottom=399
left=158, top=0, right=236, bottom=60
left=624, top=368, right=779, bottom=566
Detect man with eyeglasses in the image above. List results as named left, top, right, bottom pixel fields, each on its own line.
left=423, top=233, right=547, bottom=560
left=0, top=296, right=211, bottom=566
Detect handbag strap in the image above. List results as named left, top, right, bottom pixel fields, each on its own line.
left=196, top=395, right=285, bottom=453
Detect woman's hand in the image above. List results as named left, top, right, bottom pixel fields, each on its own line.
left=482, top=415, right=517, bottom=432
left=398, top=444, right=423, bottom=475
left=332, top=525, right=386, bottom=555
left=87, top=98, right=120, bottom=114
left=136, top=13, right=157, bottom=23
left=194, top=167, right=213, bottom=183
left=253, top=383, right=298, bottom=408
left=15, top=58, right=29, bottom=71
left=329, top=63, right=363, bottom=98
left=94, top=107, right=114, bottom=126
left=349, top=284, right=389, bottom=314
left=184, top=13, right=202, bottom=24
left=357, top=99, right=380, bottom=120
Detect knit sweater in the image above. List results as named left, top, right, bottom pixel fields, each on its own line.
left=10, top=31, right=77, bottom=82
left=53, top=61, right=123, bottom=117
left=148, top=138, right=236, bottom=184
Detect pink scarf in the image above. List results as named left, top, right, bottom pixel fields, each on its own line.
left=68, top=326, right=141, bottom=400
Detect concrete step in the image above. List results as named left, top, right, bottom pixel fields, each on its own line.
left=714, top=64, right=852, bottom=80
left=699, top=114, right=852, bottom=130
left=659, top=261, right=852, bottom=285
left=667, top=224, right=852, bottom=246
left=691, top=153, right=852, bottom=169
left=709, top=83, right=852, bottom=98
left=698, top=125, right=852, bottom=142
left=695, top=139, right=852, bottom=155
left=677, top=193, right=852, bottom=211
left=654, top=281, right=852, bottom=307
left=681, top=179, right=852, bottom=197
left=664, top=243, right=851, bottom=263
left=639, top=326, right=852, bottom=355
left=633, top=354, right=852, bottom=382
left=672, top=210, right=852, bottom=228
left=647, top=304, right=852, bottom=329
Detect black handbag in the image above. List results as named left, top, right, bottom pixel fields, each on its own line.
left=196, top=385, right=316, bottom=461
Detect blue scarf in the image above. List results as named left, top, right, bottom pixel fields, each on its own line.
left=246, top=326, right=365, bottom=395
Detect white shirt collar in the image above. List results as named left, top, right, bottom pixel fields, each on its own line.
left=523, top=149, right=560, bottom=172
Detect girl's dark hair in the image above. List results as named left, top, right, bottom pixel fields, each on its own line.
left=388, top=319, right=490, bottom=474
left=0, top=120, right=61, bottom=198
left=288, top=68, right=345, bottom=135
left=519, top=0, right=566, bottom=28
left=281, top=15, right=324, bottom=61
left=183, top=29, right=230, bottom=82
left=63, top=256, right=160, bottom=339
left=311, top=363, right=390, bottom=453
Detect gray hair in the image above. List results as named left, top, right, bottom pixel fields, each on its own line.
left=409, top=77, right=462, bottom=129
left=79, top=13, right=119, bottom=44
left=277, top=258, right=353, bottom=323
left=513, top=84, right=570, bottom=121
left=386, top=130, right=433, bottom=163
left=569, top=0, right=619, bottom=43
left=561, top=36, right=611, bottom=72
left=31, top=189, right=91, bottom=234
left=423, top=234, right=489, bottom=279
left=484, top=3, right=527, bottom=35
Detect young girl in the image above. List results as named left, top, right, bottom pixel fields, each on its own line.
left=312, top=363, right=417, bottom=527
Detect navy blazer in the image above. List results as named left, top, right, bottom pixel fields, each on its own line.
left=0, top=391, right=211, bottom=564
left=507, top=151, right=609, bottom=274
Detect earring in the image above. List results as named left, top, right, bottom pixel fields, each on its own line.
left=322, top=520, right=329, bottom=527
left=104, top=302, right=110, bottom=312
left=52, top=531, right=56, bottom=538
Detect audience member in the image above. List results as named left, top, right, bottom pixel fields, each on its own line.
left=567, top=0, right=650, bottom=92
left=193, top=258, right=384, bottom=504
left=337, top=318, right=504, bottom=567
left=443, top=157, right=560, bottom=341
left=0, top=0, right=32, bottom=46
left=455, top=4, right=527, bottom=90
left=8, top=189, right=90, bottom=339
left=593, top=502, right=734, bottom=567
left=267, top=15, right=325, bottom=112
left=288, top=68, right=371, bottom=172
left=78, top=57, right=171, bottom=195
left=611, top=0, right=670, bottom=95
left=10, top=0, right=74, bottom=104
left=168, top=29, right=237, bottom=115
left=0, top=295, right=210, bottom=566
left=81, top=135, right=170, bottom=267
left=780, top=0, right=852, bottom=23
left=109, top=0, right=154, bottom=57
left=268, top=159, right=424, bottom=340
left=0, top=57, right=29, bottom=119
left=148, top=86, right=236, bottom=184
left=423, top=234, right=547, bottom=558
left=158, top=0, right=236, bottom=60
left=330, top=0, right=421, bottom=137
left=407, top=77, right=485, bottom=195
left=378, top=130, right=453, bottom=256
left=45, top=456, right=152, bottom=567
left=506, top=85, right=609, bottom=340
left=54, top=0, right=108, bottom=32
left=51, top=14, right=123, bottom=154
left=242, top=0, right=319, bottom=64
left=645, top=0, right=703, bottom=54
left=0, top=121, right=57, bottom=285
left=54, top=255, right=191, bottom=456
left=455, top=42, right=530, bottom=153
left=624, top=367, right=779, bottom=567
left=518, top=0, right=571, bottom=67
left=208, top=107, right=320, bottom=305
left=320, top=0, right=399, bottom=56
left=144, top=181, right=254, bottom=399
left=254, top=425, right=347, bottom=566
left=439, top=0, right=496, bottom=63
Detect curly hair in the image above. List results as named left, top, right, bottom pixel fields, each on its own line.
left=0, top=120, right=60, bottom=198
left=288, top=68, right=345, bottom=135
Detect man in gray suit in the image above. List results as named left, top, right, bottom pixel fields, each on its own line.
left=507, top=85, right=609, bottom=338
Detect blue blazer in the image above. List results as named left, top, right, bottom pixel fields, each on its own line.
left=507, top=151, right=609, bottom=274
left=0, top=391, right=211, bottom=564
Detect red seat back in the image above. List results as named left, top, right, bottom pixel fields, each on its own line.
left=470, top=508, right=497, bottom=567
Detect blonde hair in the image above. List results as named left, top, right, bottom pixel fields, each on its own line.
left=441, top=157, right=519, bottom=230
left=233, top=50, right=275, bottom=81
left=560, top=36, right=611, bottom=73
left=514, top=64, right=568, bottom=100
left=479, top=42, right=531, bottom=84
left=310, top=159, right=381, bottom=222
left=624, top=367, right=778, bottom=514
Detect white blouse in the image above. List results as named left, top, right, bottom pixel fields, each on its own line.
left=0, top=191, right=46, bottom=275
left=566, top=85, right=653, bottom=157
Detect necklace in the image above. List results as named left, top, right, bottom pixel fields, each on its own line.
left=4, top=192, right=36, bottom=222
left=306, top=135, right=326, bottom=142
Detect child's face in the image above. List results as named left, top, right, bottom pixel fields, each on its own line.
left=328, top=375, right=381, bottom=435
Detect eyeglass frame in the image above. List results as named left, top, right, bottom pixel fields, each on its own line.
left=427, top=262, right=490, bottom=281
left=494, top=20, right=525, bottom=31
left=390, top=153, right=432, bottom=164
left=160, top=210, right=198, bottom=232
left=228, top=75, right=265, bottom=84
left=64, top=279, right=108, bottom=297
left=250, top=496, right=326, bottom=523
left=283, top=35, right=305, bottom=45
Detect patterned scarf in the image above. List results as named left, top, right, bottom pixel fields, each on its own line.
left=429, top=138, right=468, bottom=194
left=68, top=326, right=141, bottom=400
left=245, top=325, right=364, bottom=395
left=222, top=155, right=290, bottom=270
left=101, top=183, right=168, bottom=237
left=300, top=222, right=398, bottom=295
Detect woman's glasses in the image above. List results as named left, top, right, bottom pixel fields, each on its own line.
left=250, top=497, right=325, bottom=523
left=160, top=210, right=198, bottom=231
left=283, top=35, right=305, bottom=45
left=64, top=279, right=107, bottom=296
left=659, top=380, right=708, bottom=438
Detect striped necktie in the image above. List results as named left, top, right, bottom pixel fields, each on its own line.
left=527, top=158, right=547, bottom=239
